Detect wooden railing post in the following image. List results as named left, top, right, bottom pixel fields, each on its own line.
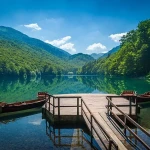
left=77, top=97, right=79, bottom=116
left=124, top=116, right=127, bottom=135
left=108, top=140, right=112, bottom=150
left=107, top=97, right=109, bottom=115
left=90, top=114, right=93, bottom=144
left=58, top=98, right=60, bottom=117
left=129, top=97, right=132, bottom=116
left=53, top=97, right=55, bottom=116
left=45, top=100, right=47, bottom=109
left=81, top=98, right=83, bottom=116
left=135, top=97, right=138, bottom=116
left=49, top=95, right=50, bottom=112
left=110, top=97, right=112, bottom=116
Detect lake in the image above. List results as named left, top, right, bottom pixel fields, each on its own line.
left=0, top=112, right=100, bottom=150
left=1, top=75, right=150, bottom=103
left=0, top=75, right=150, bottom=149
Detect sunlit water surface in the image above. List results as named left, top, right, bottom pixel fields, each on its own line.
left=0, top=75, right=150, bottom=149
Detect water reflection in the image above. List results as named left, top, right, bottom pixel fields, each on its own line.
left=45, top=119, right=101, bottom=150
left=0, top=108, right=42, bottom=123
left=78, top=76, right=150, bottom=95
left=1, top=75, right=150, bottom=103
left=138, top=102, right=150, bottom=130
left=0, top=76, right=94, bottom=103
left=0, top=111, right=100, bottom=150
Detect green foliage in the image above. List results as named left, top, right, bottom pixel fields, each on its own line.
left=80, top=19, right=150, bottom=77
left=0, top=26, right=94, bottom=77
left=0, top=39, right=65, bottom=77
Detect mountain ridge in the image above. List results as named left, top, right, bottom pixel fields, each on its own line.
left=0, top=26, right=71, bottom=59
left=0, top=26, right=94, bottom=77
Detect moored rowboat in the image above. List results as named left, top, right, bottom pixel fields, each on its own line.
left=0, top=99, right=46, bottom=113
left=0, top=92, right=47, bottom=113
left=120, top=90, right=150, bottom=103
left=120, top=90, right=136, bottom=96
left=137, top=91, right=150, bottom=103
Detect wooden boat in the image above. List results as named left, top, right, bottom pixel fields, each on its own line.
left=37, top=92, right=48, bottom=99
left=0, top=92, right=47, bottom=113
left=137, top=91, right=150, bottom=103
left=120, top=90, right=136, bottom=96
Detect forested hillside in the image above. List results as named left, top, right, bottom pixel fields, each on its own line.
left=0, top=26, right=70, bottom=59
left=69, top=53, right=94, bottom=66
left=90, top=53, right=104, bottom=59
left=0, top=39, right=68, bottom=77
left=0, top=26, right=94, bottom=77
left=80, top=20, right=150, bottom=77
left=101, top=46, right=120, bottom=58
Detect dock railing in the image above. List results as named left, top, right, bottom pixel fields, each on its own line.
left=81, top=98, right=118, bottom=150
left=45, top=120, right=99, bottom=149
left=106, top=96, right=150, bottom=150
left=45, top=94, right=118, bottom=150
left=45, top=94, right=82, bottom=117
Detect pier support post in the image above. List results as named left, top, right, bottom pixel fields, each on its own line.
left=49, top=95, right=50, bottom=112
left=77, top=97, right=79, bottom=116
left=129, top=97, right=132, bottom=116
left=90, top=114, right=93, bottom=144
left=108, top=140, right=112, bottom=150
left=58, top=98, right=60, bottom=117
left=124, top=116, right=127, bottom=135
left=81, top=98, right=83, bottom=116
left=53, top=97, right=55, bottom=116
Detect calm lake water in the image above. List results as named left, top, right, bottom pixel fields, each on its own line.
left=1, top=75, right=150, bottom=102
left=0, top=75, right=150, bottom=149
left=0, top=112, right=100, bottom=150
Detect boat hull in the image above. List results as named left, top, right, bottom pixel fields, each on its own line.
left=1, top=99, right=46, bottom=113
left=137, top=96, right=150, bottom=103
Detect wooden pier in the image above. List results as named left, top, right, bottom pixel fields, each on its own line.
left=42, top=94, right=150, bottom=150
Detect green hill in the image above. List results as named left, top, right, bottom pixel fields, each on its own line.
left=0, top=26, right=94, bottom=77
left=90, top=53, right=104, bottom=59
left=69, top=53, right=94, bottom=66
left=0, top=26, right=70, bottom=59
left=101, top=46, right=120, bottom=58
left=80, top=19, right=150, bottom=77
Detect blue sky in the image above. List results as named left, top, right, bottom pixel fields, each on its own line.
left=0, top=0, right=150, bottom=54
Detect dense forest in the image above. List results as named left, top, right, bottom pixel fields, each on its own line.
left=80, top=20, right=150, bottom=77
left=0, top=26, right=94, bottom=77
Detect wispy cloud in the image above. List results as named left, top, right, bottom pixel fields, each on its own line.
left=45, top=36, right=71, bottom=47
left=60, top=43, right=76, bottom=53
left=28, top=119, right=43, bottom=126
left=24, top=23, right=41, bottom=31
left=45, top=36, right=76, bottom=53
left=86, top=43, right=107, bottom=53
left=109, top=32, right=127, bottom=42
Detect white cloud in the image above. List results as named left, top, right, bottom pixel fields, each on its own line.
left=24, top=23, right=41, bottom=30
left=86, top=43, right=107, bottom=53
left=60, top=43, right=76, bottom=53
left=28, top=119, right=43, bottom=126
left=45, top=36, right=71, bottom=47
left=109, top=32, right=127, bottom=42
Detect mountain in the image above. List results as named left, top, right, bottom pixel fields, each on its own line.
left=69, top=53, right=94, bottom=66
left=90, top=53, right=104, bottom=59
left=90, top=46, right=120, bottom=60
left=0, top=26, right=70, bottom=59
left=100, top=46, right=120, bottom=58
left=80, top=20, right=150, bottom=77
left=0, top=26, right=94, bottom=77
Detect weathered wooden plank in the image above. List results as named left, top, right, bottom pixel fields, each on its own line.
left=44, top=94, right=136, bottom=149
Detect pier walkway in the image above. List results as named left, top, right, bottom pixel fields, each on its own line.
left=43, top=94, right=150, bottom=150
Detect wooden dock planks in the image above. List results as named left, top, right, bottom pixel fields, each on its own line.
left=44, top=94, right=136, bottom=149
